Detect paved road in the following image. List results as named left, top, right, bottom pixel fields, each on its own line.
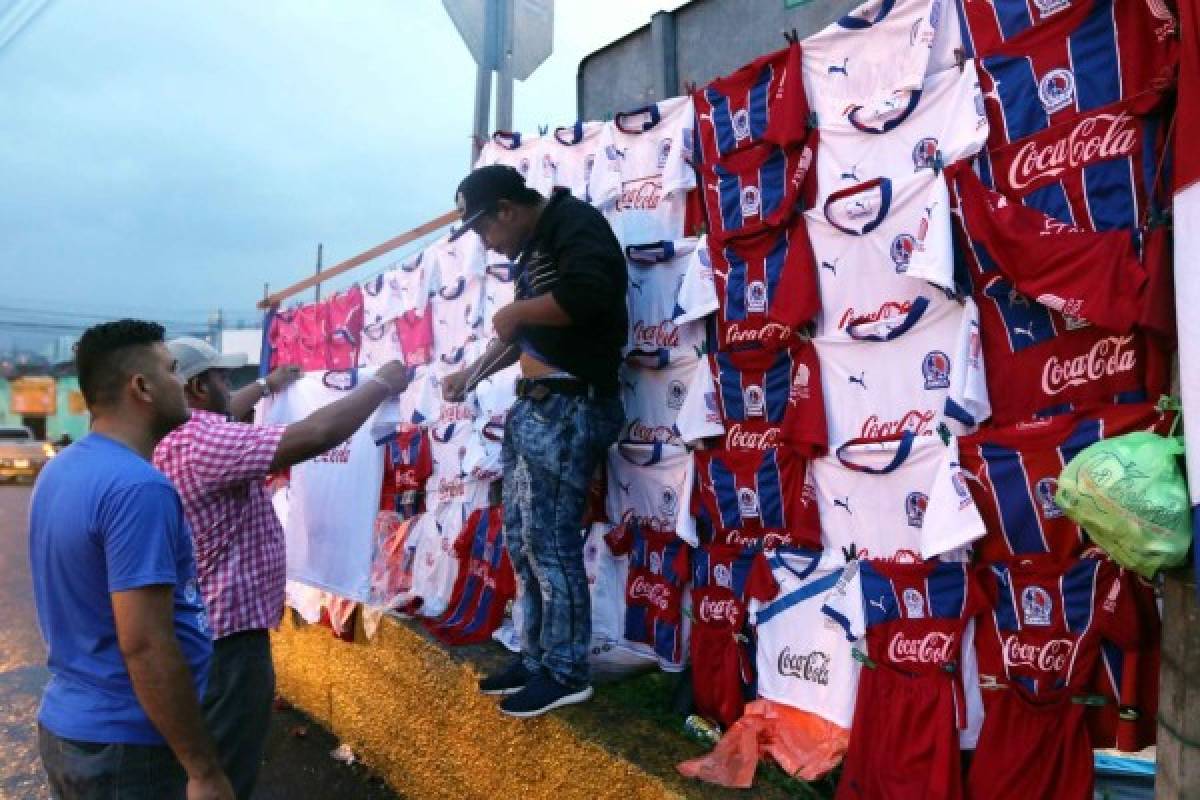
left=0, top=484, right=400, bottom=800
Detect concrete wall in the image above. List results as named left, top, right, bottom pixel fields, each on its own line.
left=578, top=0, right=861, bottom=120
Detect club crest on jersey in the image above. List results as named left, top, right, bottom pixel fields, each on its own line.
left=741, top=185, right=762, bottom=217
left=732, top=108, right=752, bottom=141
left=713, top=563, right=733, bottom=588
left=649, top=551, right=663, bottom=575
left=746, top=280, right=768, bottom=313
left=922, top=350, right=951, bottom=389
left=903, top=588, right=926, bottom=618
left=659, top=487, right=679, bottom=521
left=905, top=491, right=929, bottom=527
left=737, top=487, right=760, bottom=518
left=657, top=138, right=673, bottom=170
left=667, top=380, right=687, bottom=410
left=1036, top=477, right=1064, bottom=518
left=745, top=384, right=766, bottom=417
left=1037, top=69, right=1075, bottom=114
left=791, top=364, right=811, bottom=400
left=1021, top=586, right=1054, bottom=626
left=890, top=234, right=916, bottom=272
left=1032, top=0, right=1070, bottom=17
left=912, top=137, right=939, bottom=170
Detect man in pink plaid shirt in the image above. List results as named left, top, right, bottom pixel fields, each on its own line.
left=154, top=337, right=408, bottom=799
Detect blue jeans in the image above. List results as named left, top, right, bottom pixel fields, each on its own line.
left=502, top=393, right=623, bottom=689
left=38, top=723, right=187, bottom=800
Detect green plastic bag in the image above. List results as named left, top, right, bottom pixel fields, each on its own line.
left=1055, top=432, right=1192, bottom=578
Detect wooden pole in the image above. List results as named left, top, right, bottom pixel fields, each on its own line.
left=257, top=209, right=459, bottom=309
left=1156, top=569, right=1200, bottom=798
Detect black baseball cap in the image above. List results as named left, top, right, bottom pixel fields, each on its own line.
left=449, top=164, right=529, bottom=241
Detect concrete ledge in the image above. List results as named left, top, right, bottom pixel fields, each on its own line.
left=271, top=612, right=815, bottom=799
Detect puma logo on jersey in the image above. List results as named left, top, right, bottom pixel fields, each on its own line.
left=869, top=596, right=889, bottom=613
left=617, top=480, right=632, bottom=494
left=840, top=165, right=860, bottom=181
left=821, top=260, right=839, bottom=275
left=848, top=372, right=868, bottom=389
left=828, top=58, right=850, bottom=76
left=834, top=496, right=853, bottom=514
left=630, top=278, right=645, bottom=293
left=1013, top=325, right=1036, bottom=340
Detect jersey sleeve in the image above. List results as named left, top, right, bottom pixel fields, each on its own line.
left=587, top=124, right=622, bottom=209
left=605, top=520, right=634, bottom=556
left=919, top=440, right=987, bottom=559
left=745, top=551, right=781, bottom=605
left=675, top=357, right=723, bottom=445
left=674, top=238, right=719, bottom=324
left=674, top=457, right=699, bottom=547
left=781, top=345, right=829, bottom=457
left=906, top=171, right=959, bottom=291
left=662, top=109, right=699, bottom=198
left=945, top=298, right=991, bottom=431
left=1096, top=564, right=1144, bottom=652
left=766, top=221, right=821, bottom=329
left=821, top=561, right=865, bottom=642
left=102, top=483, right=188, bottom=592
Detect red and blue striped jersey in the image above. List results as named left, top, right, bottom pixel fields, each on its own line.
left=956, top=402, right=1173, bottom=561
left=692, top=447, right=821, bottom=550
left=676, top=339, right=827, bottom=457
left=692, top=43, right=810, bottom=164
left=691, top=545, right=778, bottom=632
left=378, top=426, right=432, bottom=519
left=974, top=555, right=1140, bottom=696
left=698, top=139, right=817, bottom=244
left=674, top=218, right=819, bottom=352
left=606, top=520, right=692, bottom=668
left=424, top=506, right=515, bottom=646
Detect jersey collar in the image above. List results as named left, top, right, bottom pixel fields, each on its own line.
left=823, top=177, right=893, bottom=236
left=845, top=89, right=923, bottom=133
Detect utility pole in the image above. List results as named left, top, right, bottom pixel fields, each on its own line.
left=494, top=0, right=514, bottom=133
left=314, top=243, right=324, bottom=303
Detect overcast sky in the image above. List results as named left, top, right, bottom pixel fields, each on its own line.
left=0, top=0, right=682, bottom=349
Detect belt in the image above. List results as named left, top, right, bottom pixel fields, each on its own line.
left=516, top=377, right=610, bottom=400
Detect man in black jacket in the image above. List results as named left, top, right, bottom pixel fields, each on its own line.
left=443, top=165, right=625, bottom=717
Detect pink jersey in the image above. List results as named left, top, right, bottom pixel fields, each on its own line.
left=323, top=285, right=363, bottom=370
left=293, top=302, right=328, bottom=372
left=396, top=306, right=434, bottom=368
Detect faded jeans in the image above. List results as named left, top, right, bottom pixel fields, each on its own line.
left=502, top=392, right=623, bottom=689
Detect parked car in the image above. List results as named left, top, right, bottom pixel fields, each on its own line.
left=0, top=426, right=55, bottom=483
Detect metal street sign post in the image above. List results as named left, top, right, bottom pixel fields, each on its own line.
left=443, top=0, right=553, bottom=165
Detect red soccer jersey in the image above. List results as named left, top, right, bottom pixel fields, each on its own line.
left=693, top=43, right=810, bottom=164
left=676, top=217, right=819, bottom=352
left=606, top=520, right=691, bottom=668
left=984, top=89, right=1172, bottom=233
left=689, top=545, right=779, bottom=726
left=378, top=425, right=433, bottom=518
left=267, top=308, right=300, bottom=370
left=424, top=506, right=515, bottom=646
left=324, top=285, right=363, bottom=370
left=396, top=306, right=434, bottom=367
left=698, top=138, right=817, bottom=245
left=957, top=0, right=1178, bottom=60
left=676, top=339, right=827, bottom=457
left=950, top=164, right=1150, bottom=334
left=974, top=0, right=1176, bottom=152
left=293, top=302, right=328, bottom=371
left=957, top=402, right=1174, bottom=562
left=692, top=447, right=820, bottom=550
left=941, top=164, right=1170, bottom=424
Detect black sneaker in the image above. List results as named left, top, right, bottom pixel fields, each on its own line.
left=499, top=674, right=593, bottom=718
left=479, top=661, right=534, bottom=696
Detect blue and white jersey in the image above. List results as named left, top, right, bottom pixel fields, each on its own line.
left=624, top=238, right=706, bottom=368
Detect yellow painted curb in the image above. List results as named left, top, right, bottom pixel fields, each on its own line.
left=271, top=613, right=686, bottom=800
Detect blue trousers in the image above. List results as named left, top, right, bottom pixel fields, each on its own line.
left=502, top=393, right=622, bottom=689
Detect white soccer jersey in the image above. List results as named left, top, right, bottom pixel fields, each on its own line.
left=749, top=549, right=861, bottom=728
left=389, top=252, right=437, bottom=314
left=260, top=371, right=387, bottom=602
left=806, top=169, right=957, bottom=338
left=814, top=295, right=990, bottom=447
left=358, top=272, right=406, bottom=367
left=624, top=238, right=706, bottom=368
left=809, top=434, right=986, bottom=559
left=584, top=521, right=627, bottom=644
left=462, top=364, right=518, bottom=484
left=480, top=258, right=516, bottom=339
left=801, top=0, right=946, bottom=125
left=815, top=62, right=988, bottom=205
left=604, top=442, right=697, bottom=545
left=408, top=508, right=459, bottom=619
left=589, top=96, right=697, bottom=247
left=618, top=358, right=698, bottom=447
left=427, top=233, right=487, bottom=376
left=543, top=121, right=606, bottom=201
left=475, top=131, right=551, bottom=193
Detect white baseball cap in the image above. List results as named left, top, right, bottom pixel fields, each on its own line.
left=167, top=337, right=248, bottom=381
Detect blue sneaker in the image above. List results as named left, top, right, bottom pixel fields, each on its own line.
left=499, top=674, right=593, bottom=718
left=479, top=660, right=534, bottom=696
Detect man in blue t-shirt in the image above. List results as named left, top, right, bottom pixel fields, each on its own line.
left=29, top=320, right=233, bottom=800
